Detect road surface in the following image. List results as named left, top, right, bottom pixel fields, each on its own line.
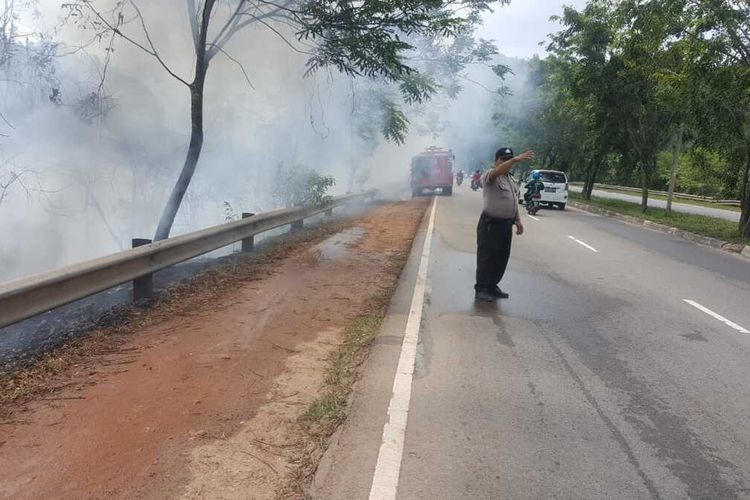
left=314, top=187, right=750, bottom=499
left=569, top=185, right=741, bottom=223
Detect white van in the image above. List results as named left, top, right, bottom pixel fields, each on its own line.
left=524, top=170, right=569, bottom=210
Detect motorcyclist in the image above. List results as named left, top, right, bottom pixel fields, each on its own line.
left=470, top=169, right=482, bottom=189
left=456, top=170, right=464, bottom=185
left=524, top=171, right=545, bottom=204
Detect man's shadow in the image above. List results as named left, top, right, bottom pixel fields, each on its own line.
left=472, top=299, right=499, bottom=317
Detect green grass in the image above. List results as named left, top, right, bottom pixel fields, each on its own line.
left=301, top=314, right=384, bottom=424
left=592, top=185, right=741, bottom=213
left=570, top=192, right=749, bottom=245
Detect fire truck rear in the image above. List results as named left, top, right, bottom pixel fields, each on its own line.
left=410, top=147, right=455, bottom=197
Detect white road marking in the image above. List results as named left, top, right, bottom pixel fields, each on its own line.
left=683, top=299, right=750, bottom=334
left=568, top=235, right=599, bottom=253
left=369, top=197, right=438, bottom=500
left=527, top=214, right=540, bottom=221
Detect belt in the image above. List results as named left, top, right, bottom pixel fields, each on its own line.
left=481, top=212, right=516, bottom=222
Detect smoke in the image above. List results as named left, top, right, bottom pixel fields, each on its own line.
left=0, top=0, right=536, bottom=282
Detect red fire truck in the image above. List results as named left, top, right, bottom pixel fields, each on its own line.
left=410, top=147, right=455, bottom=197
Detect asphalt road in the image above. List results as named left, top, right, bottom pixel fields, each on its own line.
left=313, top=186, right=750, bottom=500
left=569, top=185, right=741, bottom=223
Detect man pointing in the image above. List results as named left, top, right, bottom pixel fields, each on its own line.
left=475, top=147, right=535, bottom=302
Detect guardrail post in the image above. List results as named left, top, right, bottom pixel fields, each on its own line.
left=241, top=213, right=255, bottom=251
left=325, top=208, right=333, bottom=216
left=291, top=219, right=303, bottom=231
left=132, top=238, right=153, bottom=303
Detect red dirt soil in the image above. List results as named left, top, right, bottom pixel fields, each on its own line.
left=0, top=199, right=428, bottom=499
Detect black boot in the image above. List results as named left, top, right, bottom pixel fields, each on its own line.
left=475, top=289, right=496, bottom=302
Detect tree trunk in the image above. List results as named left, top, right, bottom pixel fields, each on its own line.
left=153, top=69, right=207, bottom=241
left=640, top=161, right=650, bottom=213
left=666, top=126, right=684, bottom=213
left=582, top=158, right=594, bottom=200
left=347, top=162, right=360, bottom=193
left=740, top=145, right=750, bottom=238
left=582, top=155, right=601, bottom=201
left=543, top=148, right=553, bottom=167
left=87, top=187, right=124, bottom=250
left=586, top=160, right=600, bottom=200
left=153, top=0, right=214, bottom=241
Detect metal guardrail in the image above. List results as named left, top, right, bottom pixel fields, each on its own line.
left=570, top=182, right=741, bottom=206
left=0, top=190, right=376, bottom=329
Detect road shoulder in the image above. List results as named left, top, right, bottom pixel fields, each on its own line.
left=311, top=197, right=433, bottom=500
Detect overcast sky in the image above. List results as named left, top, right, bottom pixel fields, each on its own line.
left=478, top=0, right=589, bottom=59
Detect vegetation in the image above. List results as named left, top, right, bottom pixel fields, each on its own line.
left=504, top=0, right=750, bottom=238
left=274, top=164, right=336, bottom=208
left=570, top=192, right=749, bottom=245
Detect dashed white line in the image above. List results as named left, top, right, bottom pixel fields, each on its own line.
left=526, top=214, right=540, bottom=221
left=568, top=235, right=599, bottom=253
left=683, top=299, right=749, bottom=334
left=369, top=197, right=437, bottom=500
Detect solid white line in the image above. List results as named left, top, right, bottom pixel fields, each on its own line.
left=527, top=214, right=540, bottom=221
left=369, top=197, right=437, bottom=500
left=683, top=299, right=750, bottom=334
left=568, top=235, right=599, bottom=253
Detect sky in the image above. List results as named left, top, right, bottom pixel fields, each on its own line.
left=478, top=0, right=589, bottom=59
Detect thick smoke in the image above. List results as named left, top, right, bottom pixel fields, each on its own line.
left=0, top=0, right=531, bottom=282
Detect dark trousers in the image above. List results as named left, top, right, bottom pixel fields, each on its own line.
left=475, top=212, right=514, bottom=292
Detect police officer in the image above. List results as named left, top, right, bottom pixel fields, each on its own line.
left=475, top=147, right=535, bottom=302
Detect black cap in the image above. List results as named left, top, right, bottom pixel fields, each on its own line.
left=495, top=147, right=514, bottom=161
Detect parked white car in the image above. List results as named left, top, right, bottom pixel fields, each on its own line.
left=522, top=170, right=569, bottom=210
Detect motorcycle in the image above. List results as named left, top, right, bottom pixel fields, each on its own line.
left=456, top=172, right=464, bottom=186
left=470, top=178, right=480, bottom=191
left=525, top=192, right=542, bottom=215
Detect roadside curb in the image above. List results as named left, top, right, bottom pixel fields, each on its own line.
left=569, top=200, right=750, bottom=262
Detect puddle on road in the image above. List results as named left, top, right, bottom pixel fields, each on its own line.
left=311, top=227, right=367, bottom=260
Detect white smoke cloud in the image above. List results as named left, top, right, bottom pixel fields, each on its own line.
left=0, top=0, right=534, bottom=281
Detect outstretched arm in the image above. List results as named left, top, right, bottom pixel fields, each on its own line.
left=487, top=150, right=535, bottom=184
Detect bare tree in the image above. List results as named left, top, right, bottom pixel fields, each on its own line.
left=64, top=0, right=502, bottom=240
left=0, top=155, right=41, bottom=207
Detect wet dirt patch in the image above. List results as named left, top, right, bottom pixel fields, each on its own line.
left=312, top=227, right=367, bottom=261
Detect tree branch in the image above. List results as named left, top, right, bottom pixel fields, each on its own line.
left=0, top=108, right=14, bottom=130
left=208, top=45, right=255, bottom=89
left=207, top=0, right=246, bottom=55
left=81, top=1, right=190, bottom=87
left=253, top=16, right=312, bottom=55
left=129, top=0, right=191, bottom=86
left=186, top=0, right=200, bottom=51
left=208, top=1, right=299, bottom=59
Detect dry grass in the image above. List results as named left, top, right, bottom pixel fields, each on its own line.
left=0, top=221, right=355, bottom=419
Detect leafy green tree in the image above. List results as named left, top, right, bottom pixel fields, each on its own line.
left=538, top=0, right=628, bottom=200
left=609, top=0, right=687, bottom=210
left=685, top=0, right=750, bottom=235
